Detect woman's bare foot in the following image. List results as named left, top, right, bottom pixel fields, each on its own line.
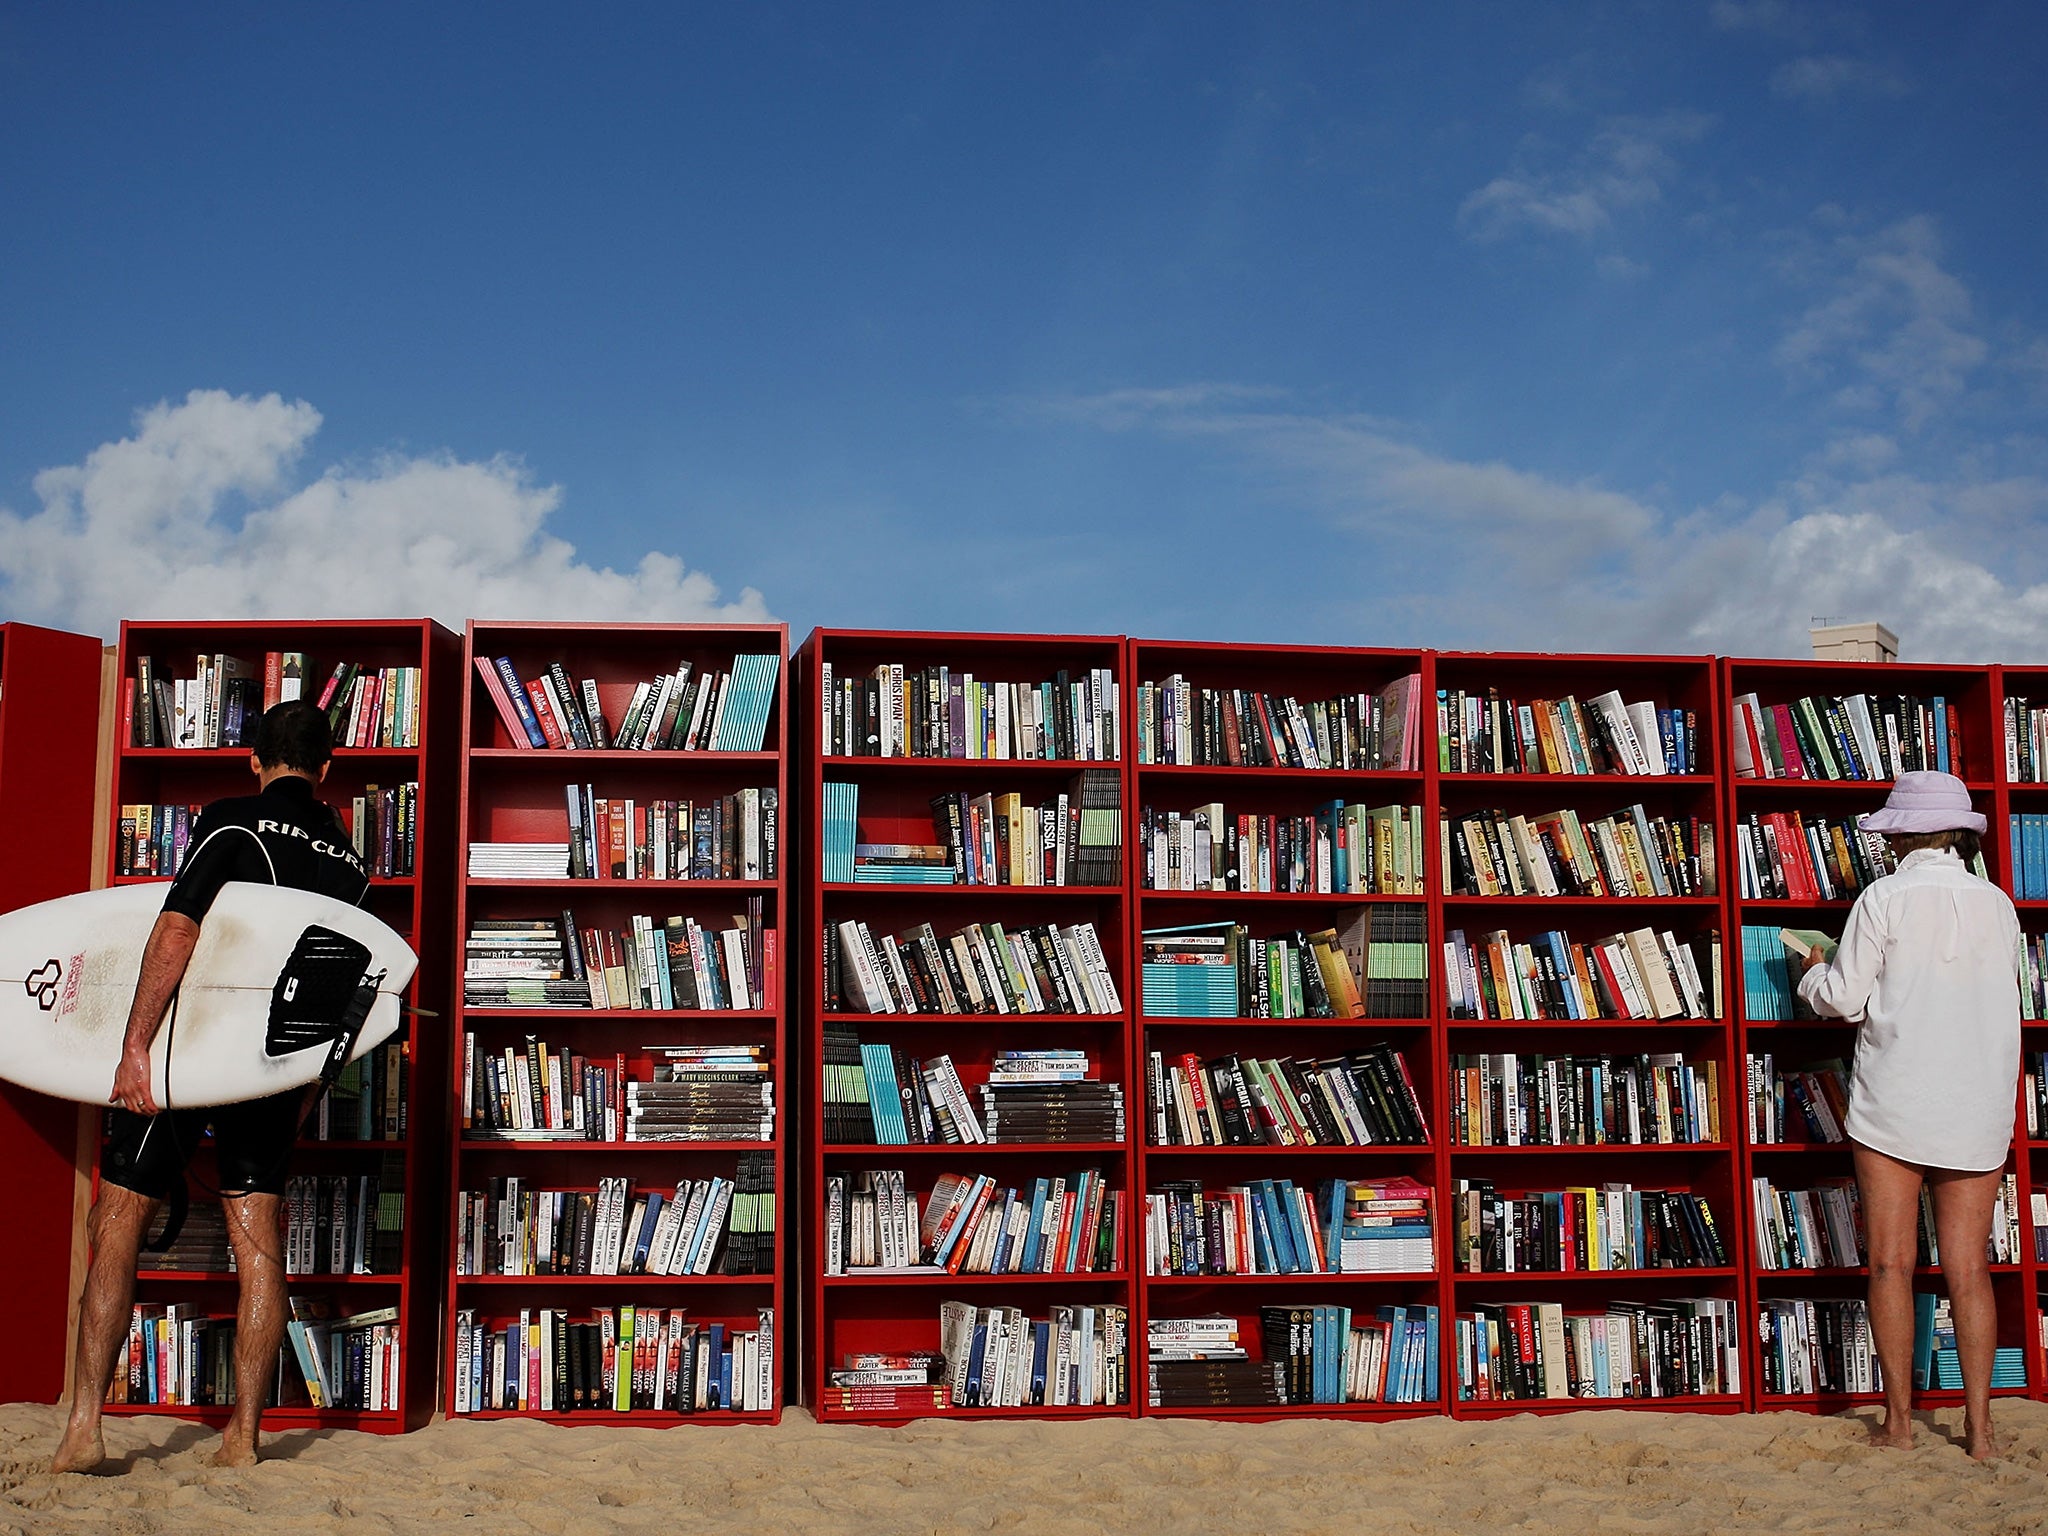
left=49, top=1423, right=106, bottom=1474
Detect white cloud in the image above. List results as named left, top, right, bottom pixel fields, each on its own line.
left=0, top=390, right=770, bottom=638
left=1771, top=54, right=1911, bottom=102
left=1046, top=386, right=2048, bottom=661
left=1776, top=215, right=1987, bottom=432
left=1457, top=114, right=1712, bottom=248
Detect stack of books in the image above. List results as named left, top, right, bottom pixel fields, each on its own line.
left=468, top=843, right=570, bottom=879
left=1140, top=923, right=1238, bottom=1018
left=822, top=781, right=857, bottom=883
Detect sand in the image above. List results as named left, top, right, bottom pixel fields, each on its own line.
left=4, top=1401, right=2047, bottom=1536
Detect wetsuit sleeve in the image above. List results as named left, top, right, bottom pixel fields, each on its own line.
left=161, top=809, right=260, bottom=922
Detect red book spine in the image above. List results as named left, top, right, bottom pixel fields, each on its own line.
left=524, top=680, right=566, bottom=749
left=263, top=650, right=282, bottom=710
left=475, top=656, right=532, bottom=748
left=1769, top=704, right=1806, bottom=779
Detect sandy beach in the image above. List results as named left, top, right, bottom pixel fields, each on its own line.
left=3, top=1401, right=2047, bottom=1536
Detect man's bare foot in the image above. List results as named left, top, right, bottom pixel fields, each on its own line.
left=49, top=1423, right=106, bottom=1474
left=1867, top=1415, right=1913, bottom=1450
left=1965, top=1422, right=2000, bottom=1461
left=208, top=1440, right=259, bottom=1469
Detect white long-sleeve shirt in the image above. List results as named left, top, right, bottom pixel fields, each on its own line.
left=1797, top=846, right=2022, bottom=1171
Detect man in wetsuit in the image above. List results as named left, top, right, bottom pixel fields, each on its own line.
left=54, top=700, right=369, bottom=1472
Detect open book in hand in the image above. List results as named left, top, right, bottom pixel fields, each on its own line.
left=1779, top=928, right=1837, bottom=963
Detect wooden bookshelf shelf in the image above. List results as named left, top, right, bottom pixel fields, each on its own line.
left=448, top=620, right=788, bottom=1425
left=95, top=617, right=459, bottom=1432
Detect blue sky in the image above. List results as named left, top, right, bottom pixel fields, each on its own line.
left=2, top=3, right=2045, bottom=657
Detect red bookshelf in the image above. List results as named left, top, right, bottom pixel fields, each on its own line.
left=0, top=624, right=106, bottom=1404
left=1721, top=657, right=2032, bottom=1411
left=447, top=621, right=787, bottom=1423
left=1995, top=664, right=2048, bottom=1399
left=1129, top=639, right=1441, bottom=1420
left=796, top=630, right=1135, bottom=1423
left=1435, top=652, right=1745, bottom=1414
left=94, top=619, right=458, bottom=1431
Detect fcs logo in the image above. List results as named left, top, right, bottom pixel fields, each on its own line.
left=25, top=959, right=61, bottom=1012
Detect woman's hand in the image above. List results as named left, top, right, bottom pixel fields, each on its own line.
left=110, top=1045, right=159, bottom=1116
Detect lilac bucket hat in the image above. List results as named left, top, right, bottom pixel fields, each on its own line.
left=1856, top=770, right=1987, bottom=835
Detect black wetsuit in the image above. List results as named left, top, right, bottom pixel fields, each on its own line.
left=101, top=775, right=370, bottom=1199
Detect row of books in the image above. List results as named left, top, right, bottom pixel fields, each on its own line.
left=454, top=1161, right=773, bottom=1277
left=1757, top=1297, right=1873, bottom=1396
left=1447, top=1051, right=1725, bottom=1148
left=1750, top=1178, right=1863, bottom=1271
left=823, top=1167, right=1120, bottom=1275
left=120, top=782, right=422, bottom=879
left=462, top=903, right=767, bottom=1012
left=2010, top=813, right=2048, bottom=901
left=1139, top=801, right=1424, bottom=895
left=129, top=653, right=424, bottom=750
left=342, top=783, right=420, bottom=878
left=1139, top=911, right=1428, bottom=1019
left=827, top=917, right=1121, bottom=1016
left=1457, top=1297, right=1740, bottom=1401
left=1743, top=1054, right=1850, bottom=1145
left=820, top=662, right=1120, bottom=761
left=287, top=1298, right=402, bottom=1411
left=1444, top=926, right=1720, bottom=1023
left=2006, top=695, right=2048, bottom=782
left=1448, top=1182, right=1729, bottom=1274
left=282, top=1169, right=405, bottom=1276
left=466, top=786, right=780, bottom=883
left=477, top=652, right=779, bottom=753
left=1136, top=673, right=1423, bottom=770
left=1147, top=1305, right=1440, bottom=1408
left=1437, top=688, right=1698, bottom=777
left=825, top=776, right=1123, bottom=888
left=112, top=1299, right=399, bottom=1411
left=1441, top=805, right=1716, bottom=899
left=825, top=1034, right=1124, bottom=1146
left=936, top=1299, right=1128, bottom=1409
left=1731, top=689, right=1962, bottom=781
left=1735, top=810, right=1895, bottom=901
left=1144, top=1177, right=1433, bottom=1277
left=309, top=1041, right=407, bottom=1142
left=452, top=1306, right=773, bottom=1414
left=1144, top=1046, right=1430, bottom=1148
left=1753, top=1173, right=2024, bottom=1272
left=462, top=1038, right=771, bottom=1143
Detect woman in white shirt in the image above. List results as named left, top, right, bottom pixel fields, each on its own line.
left=1798, top=770, right=2020, bottom=1460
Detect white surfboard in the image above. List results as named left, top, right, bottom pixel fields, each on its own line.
left=0, top=882, right=418, bottom=1108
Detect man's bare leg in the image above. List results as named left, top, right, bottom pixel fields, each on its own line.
left=1929, top=1165, right=2005, bottom=1460
left=213, top=1191, right=286, bottom=1468
left=1852, top=1141, right=1924, bottom=1449
left=53, top=1185, right=161, bottom=1473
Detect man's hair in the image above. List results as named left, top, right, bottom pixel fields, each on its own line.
left=249, top=700, right=333, bottom=773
